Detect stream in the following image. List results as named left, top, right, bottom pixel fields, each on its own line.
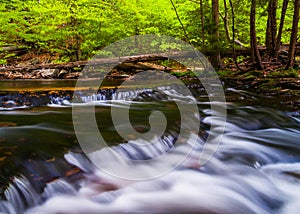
left=0, top=80, right=300, bottom=214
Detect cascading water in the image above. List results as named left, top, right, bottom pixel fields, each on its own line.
left=0, top=84, right=300, bottom=214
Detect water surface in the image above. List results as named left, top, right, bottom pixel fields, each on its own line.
left=0, top=80, right=300, bottom=214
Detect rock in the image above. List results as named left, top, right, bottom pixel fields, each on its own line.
left=58, top=69, right=69, bottom=78
left=32, top=70, right=42, bottom=79
left=65, top=72, right=80, bottom=79
left=3, top=100, right=18, bottom=108
left=38, top=69, right=59, bottom=78
left=8, top=71, right=23, bottom=79
left=23, top=71, right=36, bottom=79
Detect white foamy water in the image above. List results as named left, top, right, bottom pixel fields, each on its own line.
left=1, top=116, right=299, bottom=214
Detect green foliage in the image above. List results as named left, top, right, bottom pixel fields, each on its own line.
left=4, top=53, right=16, bottom=59
left=0, top=59, right=7, bottom=65
left=0, top=0, right=297, bottom=62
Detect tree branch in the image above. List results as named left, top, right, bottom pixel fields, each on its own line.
left=169, top=0, right=189, bottom=42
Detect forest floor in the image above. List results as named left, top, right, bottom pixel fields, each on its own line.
left=0, top=51, right=299, bottom=99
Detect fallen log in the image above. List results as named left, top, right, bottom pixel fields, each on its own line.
left=115, top=62, right=173, bottom=72
left=0, top=51, right=189, bottom=73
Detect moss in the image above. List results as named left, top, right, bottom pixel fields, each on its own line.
left=170, top=71, right=195, bottom=77
left=216, top=69, right=235, bottom=78
left=243, top=75, right=256, bottom=80
left=258, top=79, right=281, bottom=91
left=267, top=69, right=299, bottom=78
left=258, top=84, right=282, bottom=93
left=242, top=70, right=263, bottom=79
left=156, top=59, right=186, bottom=70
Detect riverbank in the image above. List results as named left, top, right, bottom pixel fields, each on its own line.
left=0, top=55, right=299, bottom=98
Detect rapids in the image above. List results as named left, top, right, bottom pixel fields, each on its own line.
left=0, top=84, right=300, bottom=214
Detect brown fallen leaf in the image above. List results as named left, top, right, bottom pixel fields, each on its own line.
left=65, top=167, right=81, bottom=177
left=0, top=122, right=17, bottom=127
left=45, top=157, right=56, bottom=163
left=0, top=156, right=7, bottom=161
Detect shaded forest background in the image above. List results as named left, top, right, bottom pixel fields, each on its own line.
left=0, top=0, right=299, bottom=71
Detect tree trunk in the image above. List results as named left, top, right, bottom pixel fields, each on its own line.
left=211, top=0, right=221, bottom=69
left=265, top=0, right=278, bottom=57
left=200, top=0, right=205, bottom=45
left=250, top=0, right=264, bottom=70
left=76, top=35, right=82, bottom=61
left=229, top=0, right=243, bottom=71
left=275, top=0, right=289, bottom=59
left=223, top=0, right=231, bottom=42
left=286, top=0, right=300, bottom=69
